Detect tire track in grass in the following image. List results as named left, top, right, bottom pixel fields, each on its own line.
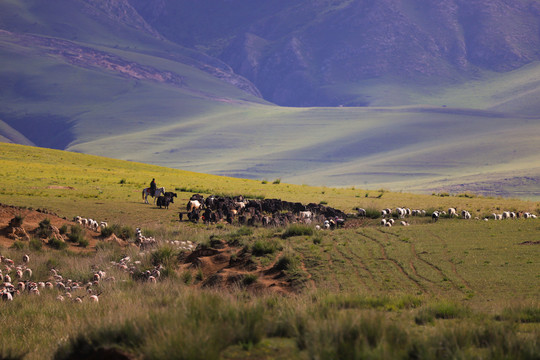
left=342, top=237, right=378, bottom=285
left=426, top=230, right=473, bottom=291
left=380, top=228, right=468, bottom=293
left=378, top=229, right=437, bottom=285
left=295, top=242, right=337, bottom=290
left=332, top=241, right=370, bottom=289
left=359, top=230, right=427, bottom=293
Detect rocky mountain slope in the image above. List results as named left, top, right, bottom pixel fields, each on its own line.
left=129, top=0, right=540, bottom=106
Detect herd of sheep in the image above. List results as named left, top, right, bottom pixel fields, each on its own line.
left=355, top=206, right=538, bottom=227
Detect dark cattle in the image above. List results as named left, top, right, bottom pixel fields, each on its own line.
left=188, top=209, right=200, bottom=223
left=190, top=194, right=204, bottom=202
left=157, top=196, right=171, bottom=209
left=163, top=192, right=177, bottom=203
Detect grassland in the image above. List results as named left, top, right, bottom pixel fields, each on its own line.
left=0, top=143, right=538, bottom=359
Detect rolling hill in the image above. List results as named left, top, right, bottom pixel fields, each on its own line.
left=0, top=0, right=539, bottom=200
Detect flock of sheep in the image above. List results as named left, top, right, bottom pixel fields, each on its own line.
left=0, top=249, right=172, bottom=303
left=74, top=216, right=108, bottom=232
left=355, top=206, right=538, bottom=227
left=1, top=254, right=104, bottom=302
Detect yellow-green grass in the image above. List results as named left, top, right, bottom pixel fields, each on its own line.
left=1, top=143, right=538, bottom=225
left=0, top=143, right=538, bottom=359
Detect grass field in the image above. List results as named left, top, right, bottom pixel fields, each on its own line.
left=0, top=143, right=538, bottom=359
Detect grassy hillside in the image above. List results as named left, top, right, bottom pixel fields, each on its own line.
left=0, top=144, right=538, bottom=359
left=1, top=0, right=539, bottom=200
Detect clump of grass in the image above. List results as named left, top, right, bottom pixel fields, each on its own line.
left=54, top=321, right=144, bottom=360
left=242, top=274, right=258, bottom=286
left=415, top=301, right=470, bottom=325
left=67, top=225, right=85, bottom=243
left=10, top=241, right=25, bottom=250
left=251, top=239, right=282, bottom=256
left=151, top=245, right=179, bottom=269
left=496, top=305, right=540, bottom=323
left=10, top=214, right=24, bottom=227
left=312, top=233, right=323, bottom=245
left=78, top=238, right=89, bottom=248
left=181, top=271, right=193, bottom=285
left=37, top=218, right=52, bottom=238
left=364, top=207, right=381, bottom=219
left=272, top=178, right=281, bottom=184
left=109, top=224, right=134, bottom=240
left=226, top=226, right=253, bottom=245
left=29, top=238, right=43, bottom=251
left=100, top=226, right=114, bottom=238
left=274, top=253, right=299, bottom=271
left=59, top=224, right=68, bottom=235
left=282, top=224, right=313, bottom=239
left=48, top=237, right=68, bottom=250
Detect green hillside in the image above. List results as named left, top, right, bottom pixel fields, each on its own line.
left=0, top=143, right=538, bottom=359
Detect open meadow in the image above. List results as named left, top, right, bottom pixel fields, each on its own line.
left=0, top=143, right=538, bottom=360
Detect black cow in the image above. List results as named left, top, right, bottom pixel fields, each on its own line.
left=157, top=196, right=171, bottom=209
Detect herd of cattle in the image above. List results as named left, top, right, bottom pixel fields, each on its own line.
left=147, top=193, right=538, bottom=229
left=171, top=194, right=348, bottom=228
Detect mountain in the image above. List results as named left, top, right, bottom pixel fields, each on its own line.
left=130, top=0, right=540, bottom=106
left=0, top=0, right=539, bottom=199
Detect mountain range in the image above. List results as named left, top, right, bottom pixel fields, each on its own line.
left=0, top=0, right=539, bottom=199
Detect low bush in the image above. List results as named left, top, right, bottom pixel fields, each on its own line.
left=48, top=238, right=68, bottom=250
left=37, top=218, right=52, bottom=238
left=29, top=238, right=43, bottom=251
left=242, top=274, right=258, bottom=286
left=67, top=225, right=85, bottom=243
left=10, top=214, right=24, bottom=227
left=282, top=224, right=313, bottom=239
left=10, top=241, right=25, bottom=250
left=251, top=239, right=282, bottom=256
left=100, top=226, right=114, bottom=238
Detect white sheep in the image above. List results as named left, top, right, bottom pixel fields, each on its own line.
left=448, top=208, right=457, bottom=217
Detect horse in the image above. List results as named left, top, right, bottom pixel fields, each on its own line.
left=142, top=187, right=165, bottom=204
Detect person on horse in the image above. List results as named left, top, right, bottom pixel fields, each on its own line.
left=149, top=178, right=157, bottom=197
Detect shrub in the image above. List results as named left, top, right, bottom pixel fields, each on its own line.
left=37, top=218, right=52, bottom=238
left=181, top=271, right=193, bottom=285
left=110, top=224, right=134, bottom=240
left=78, top=238, right=89, bottom=248
left=29, top=238, right=43, bottom=251
left=48, top=238, right=68, bottom=250
left=251, top=239, right=282, bottom=256
left=415, top=301, right=470, bottom=325
left=59, top=224, right=68, bottom=235
left=242, top=274, right=258, bottom=286
left=272, top=178, right=281, bottom=184
left=274, top=253, right=298, bottom=271
left=151, top=245, right=179, bottom=268
left=10, top=214, right=24, bottom=227
left=100, top=226, right=114, bottom=238
left=67, top=225, right=85, bottom=243
left=364, top=207, right=381, bottom=219
left=282, top=224, right=313, bottom=239
left=10, top=241, right=25, bottom=250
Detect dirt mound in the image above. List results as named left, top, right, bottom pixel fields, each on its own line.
left=179, top=239, right=293, bottom=294
left=0, top=203, right=100, bottom=251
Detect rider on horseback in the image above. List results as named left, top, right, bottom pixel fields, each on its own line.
left=150, top=178, right=157, bottom=197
